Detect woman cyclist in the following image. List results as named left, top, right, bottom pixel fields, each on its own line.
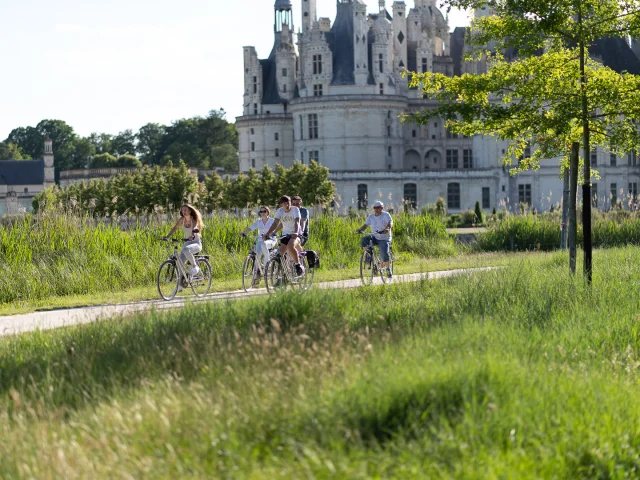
left=356, top=200, right=393, bottom=278
left=164, top=204, right=204, bottom=280
left=240, top=206, right=276, bottom=279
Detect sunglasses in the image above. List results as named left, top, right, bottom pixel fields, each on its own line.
left=373, top=206, right=383, bottom=209
left=259, top=210, right=267, bottom=213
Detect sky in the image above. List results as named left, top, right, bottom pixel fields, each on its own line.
left=0, top=0, right=471, bottom=141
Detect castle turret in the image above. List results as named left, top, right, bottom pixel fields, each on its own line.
left=43, top=137, right=55, bottom=188
left=274, top=0, right=294, bottom=38
left=354, top=0, right=369, bottom=85
left=392, top=1, right=407, bottom=73
left=301, top=0, right=316, bottom=34
left=276, top=24, right=297, bottom=102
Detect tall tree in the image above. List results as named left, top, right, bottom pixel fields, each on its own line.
left=111, top=129, right=137, bottom=156
left=407, top=0, right=640, bottom=282
left=0, top=142, right=31, bottom=160
left=136, top=123, right=166, bottom=164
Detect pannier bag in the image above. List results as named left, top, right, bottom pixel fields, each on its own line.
left=303, top=250, right=320, bottom=269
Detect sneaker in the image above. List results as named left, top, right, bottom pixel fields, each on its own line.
left=189, top=267, right=204, bottom=281
left=294, top=263, right=304, bottom=276
left=252, top=271, right=261, bottom=287
left=364, top=254, right=372, bottom=266
left=386, top=268, right=392, bottom=279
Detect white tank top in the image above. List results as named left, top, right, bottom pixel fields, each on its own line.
left=182, top=219, right=195, bottom=239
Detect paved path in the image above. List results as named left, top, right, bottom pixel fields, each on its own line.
left=0, top=268, right=495, bottom=338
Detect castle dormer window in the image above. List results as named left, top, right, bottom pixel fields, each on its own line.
left=313, top=55, right=323, bottom=75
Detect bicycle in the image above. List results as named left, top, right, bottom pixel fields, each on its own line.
left=265, top=240, right=314, bottom=294
left=241, top=234, right=277, bottom=292
left=357, top=233, right=394, bottom=286
left=157, top=238, right=213, bottom=300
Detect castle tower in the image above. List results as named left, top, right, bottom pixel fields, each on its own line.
left=276, top=23, right=297, bottom=102
left=274, top=0, right=294, bottom=37
left=392, top=1, right=407, bottom=72
left=301, top=0, right=316, bottom=34
left=354, top=0, right=369, bottom=86
left=43, top=137, right=55, bottom=188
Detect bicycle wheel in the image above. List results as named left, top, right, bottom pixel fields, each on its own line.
left=242, top=254, right=258, bottom=292
left=266, top=258, right=285, bottom=293
left=190, top=258, right=213, bottom=297
left=157, top=259, right=179, bottom=300
left=360, top=249, right=374, bottom=286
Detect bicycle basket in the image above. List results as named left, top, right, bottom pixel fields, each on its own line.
left=303, top=250, right=320, bottom=269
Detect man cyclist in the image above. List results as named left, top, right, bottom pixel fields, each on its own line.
left=355, top=200, right=393, bottom=278
left=292, top=195, right=309, bottom=248
left=263, top=195, right=305, bottom=276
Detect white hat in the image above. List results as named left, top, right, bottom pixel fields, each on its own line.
left=372, top=200, right=384, bottom=208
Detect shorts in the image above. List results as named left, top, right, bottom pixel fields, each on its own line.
left=280, top=234, right=300, bottom=246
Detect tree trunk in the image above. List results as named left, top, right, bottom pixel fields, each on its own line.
left=579, top=6, right=593, bottom=284
left=561, top=169, right=569, bottom=250
left=569, top=142, right=579, bottom=275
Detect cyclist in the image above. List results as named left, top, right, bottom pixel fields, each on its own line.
left=240, top=206, right=276, bottom=280
left=263, top=195, right=305, bottom=276
left=163, top=204, right=204, bottom=280
left=292, top=195, right=309, bottom=248
left=355, top=200, right=393, bottom=278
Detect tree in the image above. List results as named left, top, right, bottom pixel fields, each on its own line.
left=87, top=133, right=113, bottom=155
left=407, top=0, right=640, bottom=282
left=116, top=155, right=142, bottom=168
left=111, top=129, right=137, bottom=156
left=90, top=153, right=117, bottom=169
left=136, top=123, right=166, bottom=164
left=0, top=142, right=31, bottom=160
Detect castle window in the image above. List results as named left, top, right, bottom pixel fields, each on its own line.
left=313, top=84, right=323, bottom=96
left=421, top=58, right=428, bottom=73
left=309, top=150, right=319, bottom=162
left=24, top=187, right=28, bottom=194
left=275, top=148, right=280, bottom=157
left=446, top=149, right=459, bottom=169
left=251, top=159, right=255, bottom=168
left=301, top=152, right=304, bottom=163
left=357, top=184, right=368, bottom=210
left=524, top=144, right=531, bottom=158
left=404, top=183, right=417, bottom=209
left=448, top=183, right=460, bottom=209
left=446, top=128, right=458, bottom=139
left=592, top=183, right=598, bottom=207
left=388, top=146, right=392, bottom=156
left=518, top=184, right=532, bottom=205
left=629, top=182, right=638, bottom=201
left=253, top=104, right=258, bottom=114
left=379, top=54, right=384, bottom=73
left=250, top=128, right=254, bottom=135
left=629, top=151, right=637, bottom=166
left=308, top=114, right=318, bottom=139
left=251, top=142, right=255, bottom=152
left=387, top=126, right=391, bottom=137
left=275, top=132, right=279, bottom=141
left=412, top=130, right=416, bottom=138
left=282, top=68, right=287, bottom=77
left=610, top=153, right=616, bottom=166
left=313, top=55, right=323, bottom=75
left=463, top=149, right=473, bottom=168
left=379, top=83, right=384, bottom=95
left=253, top=76, right=257, bottom=94
left=282, top=84, right=287, bottom=93
left=482, top=187, right=490, bottom=209
left=611, top=183, right=618, bottom=205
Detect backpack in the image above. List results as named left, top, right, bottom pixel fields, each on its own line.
left=303, top=250, right=320, bottom=269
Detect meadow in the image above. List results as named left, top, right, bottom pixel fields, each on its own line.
left=0, top=247, right=640, bottom=476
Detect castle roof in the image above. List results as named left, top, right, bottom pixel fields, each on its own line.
left=591, top=37, right=640, bottom=75
left=328, top=1, right=355, bottom=85
left=274, top=0, right=292, bottom=10
left=0, top=160, right=44, bottom=185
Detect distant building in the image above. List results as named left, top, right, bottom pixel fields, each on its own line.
left=0, top=139, right=54, bottom=214
left=237, top=0, right=640, bottom=212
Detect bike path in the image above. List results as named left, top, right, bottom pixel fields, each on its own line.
left=0, top=268, right=496, bottom=338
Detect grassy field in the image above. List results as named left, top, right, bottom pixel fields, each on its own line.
left=0, top=247, right=640, bottom=476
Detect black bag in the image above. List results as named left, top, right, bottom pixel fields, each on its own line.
left=303, top=250, right=320, bottom=269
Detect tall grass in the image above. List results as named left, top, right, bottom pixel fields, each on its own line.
left=477, top=212, right=640, bottom=251
left=0, top=211, right=452, bottom=304
left=1, top=248, right=640, bottom=476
